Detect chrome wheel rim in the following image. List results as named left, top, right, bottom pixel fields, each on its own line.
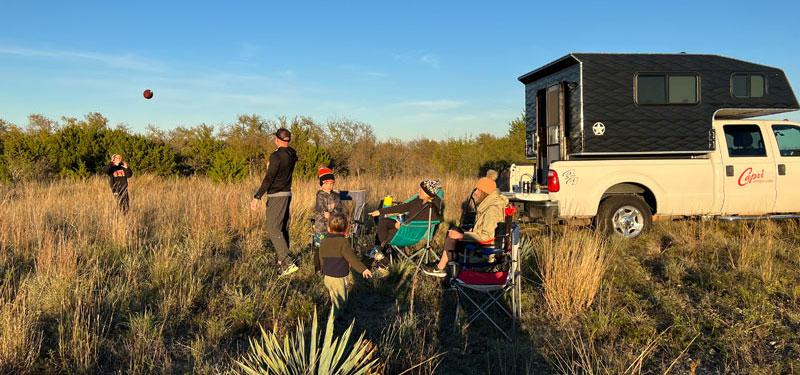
left=611, top=205, right=644, bottom=237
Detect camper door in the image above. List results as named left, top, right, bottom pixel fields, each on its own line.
left=537, top=83, right=566, bottom=184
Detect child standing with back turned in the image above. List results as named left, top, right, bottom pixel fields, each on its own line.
left=317, top=214, right=372, bottom=316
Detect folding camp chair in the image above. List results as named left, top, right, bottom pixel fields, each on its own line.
left=387, top=217, right=440, bottom=266
left=458, top=187, right=478, bottom=230
left=450, top=206, right=521, bottom=342
left=384, top=189, right=444, bottom=266
left=340, top=190, right=368, bottom=253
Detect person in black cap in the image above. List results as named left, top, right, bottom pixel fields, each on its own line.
left=102, top=153, right=133, bottom=213
left=250, top=128, right=299, bottom=276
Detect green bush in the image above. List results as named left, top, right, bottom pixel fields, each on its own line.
left=0, top=112, right=529, bottom=182
left=208, top=148, right=248, bottom=183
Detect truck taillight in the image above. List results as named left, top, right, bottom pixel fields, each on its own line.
left=547, top=170, right=560, bottom=192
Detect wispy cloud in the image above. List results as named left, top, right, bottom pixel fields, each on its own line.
left=453, top=115, right=477, bottom=121
left=238, top=42, right=261, bottom=60
left=392, top=53, right=441, bottom=69
left=394, top=99, right=465, bottom=111
left=338, top=64, right=387, bottom=78
left=419, top=54, right=439, bottom=69
left=0, top=45, right=167, bottom=72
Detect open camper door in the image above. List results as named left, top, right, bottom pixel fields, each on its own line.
left=536, top=83, right=566, bottom=183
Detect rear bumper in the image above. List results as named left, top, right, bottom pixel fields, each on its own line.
left=504, top=192, right=559, bottom=222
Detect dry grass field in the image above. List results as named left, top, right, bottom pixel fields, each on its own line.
left=1, top=175, right=799, bottom=374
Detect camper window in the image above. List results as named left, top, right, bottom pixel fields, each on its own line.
left=636, top=74, right=699, bottom=104
left=731, top=73, right=766, bottom=98
left=723, top=124, right=767, bottom=157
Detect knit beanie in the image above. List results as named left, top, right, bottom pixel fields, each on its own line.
left=475, top=177, right=496, bottom=194
left=420, top=179, right=442, bottom=197
left=318, top=165, right=334, bottom=186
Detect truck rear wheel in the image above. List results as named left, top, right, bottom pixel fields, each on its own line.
left=597, top=195, right=652, bottom=238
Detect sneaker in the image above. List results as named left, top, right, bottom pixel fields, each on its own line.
left=421, top=265, right=447, bottom=278
left=372, top=258, right=389, bottom=270
left=279, top=262, right=299, bottom=276
left=368, top=246, right=385, bottom=261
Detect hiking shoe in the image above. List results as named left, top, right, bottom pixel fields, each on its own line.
left=421, top=265, right=446, bottom=278
left=368, top=246, right=385, bottom=261
left=279, top=263, right=299, bottom=276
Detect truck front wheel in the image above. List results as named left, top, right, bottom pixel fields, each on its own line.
left=597, top=195, right=652, bottom=238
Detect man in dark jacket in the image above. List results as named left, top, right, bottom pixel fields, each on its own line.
left=102, top=153, right=133, bottom=213
left=250, top=128, right=299, bottom=276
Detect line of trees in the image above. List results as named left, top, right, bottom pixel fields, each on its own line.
left=0, top=113, right=526, bottom=183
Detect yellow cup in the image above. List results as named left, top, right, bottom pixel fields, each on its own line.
left=383, top=195, right=393, bottom=207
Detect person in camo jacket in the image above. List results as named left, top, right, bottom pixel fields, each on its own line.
left=250, top=128, right=299, bottom=276
left=102, top=153, right=133, bottom=213
left=313, top=165, right=344, bottom=238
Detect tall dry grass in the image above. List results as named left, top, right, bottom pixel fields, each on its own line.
left=0, top=173, right=477, bottom=373
left=533, top=228, right=608, bottom=322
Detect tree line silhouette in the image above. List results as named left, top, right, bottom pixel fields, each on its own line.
left=0, top=113, right=525, bottom=183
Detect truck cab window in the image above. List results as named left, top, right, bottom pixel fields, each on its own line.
left=772, top=124, right=800, bottom=157
left=723, top=124, right=767, bottom=157
left=731, top=73, right=766, bottom=98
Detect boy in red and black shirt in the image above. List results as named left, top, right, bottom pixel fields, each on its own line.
left=102, top=153, right=133, bottom=213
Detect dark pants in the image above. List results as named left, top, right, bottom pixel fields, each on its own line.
left=266, top=195, right=292, bottom=263
left=443, top=227, right=465, bottom=259
left=375, top=217, right=398, bottom=246
left=113, top=190, right=129, bottom=213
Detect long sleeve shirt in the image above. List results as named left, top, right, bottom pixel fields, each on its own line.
left=318, top=233, right=367, bottom=278
left=253, top=146, right=298, bottom=199
left=314, top=190, right=344, bottom=233
left=378, top=196, right=443, bottom=223
left=463, top=189, right=508, bottom=242
left=101, top=162, right=133, bottom=194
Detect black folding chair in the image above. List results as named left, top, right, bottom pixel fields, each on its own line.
left=449, top=206, right=521, bottom=342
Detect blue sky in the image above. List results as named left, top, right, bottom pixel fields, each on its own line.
left=2, top=1, right=800, bottom=140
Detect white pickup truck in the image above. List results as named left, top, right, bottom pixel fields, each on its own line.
left=510, top=53, right=800, bottom=237
left=507, top=119, right=800, bottom=237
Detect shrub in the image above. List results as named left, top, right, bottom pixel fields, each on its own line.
left=235, top=310, right=379, bottom=375
left=208, top=148, right=248, bottom=183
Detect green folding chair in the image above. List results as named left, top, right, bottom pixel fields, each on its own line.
left=385, top=188, right=444, bottom=266
left=387, top=217, right=441, bottom=265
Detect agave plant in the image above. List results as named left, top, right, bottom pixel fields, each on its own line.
left=235, top=310, right=380, bottom=375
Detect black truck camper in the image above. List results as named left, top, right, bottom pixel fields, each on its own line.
left=518, top=53, right=799, bottom=182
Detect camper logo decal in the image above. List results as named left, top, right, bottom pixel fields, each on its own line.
left=592, top=122, right=605, bottom=136
left=737, top=167, right=773, bottom=186
left=563, top=170, right=578, bottom=185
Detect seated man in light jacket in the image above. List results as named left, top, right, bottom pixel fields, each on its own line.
left=423, top=177, right=508, bottom=277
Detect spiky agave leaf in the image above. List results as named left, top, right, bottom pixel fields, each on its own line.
left=235, top=309, right=379, bottom=375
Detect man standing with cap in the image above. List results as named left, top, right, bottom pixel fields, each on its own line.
left=102, top=153, right=133, bottom=213
left=250, top=128, right=299, bottom=276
